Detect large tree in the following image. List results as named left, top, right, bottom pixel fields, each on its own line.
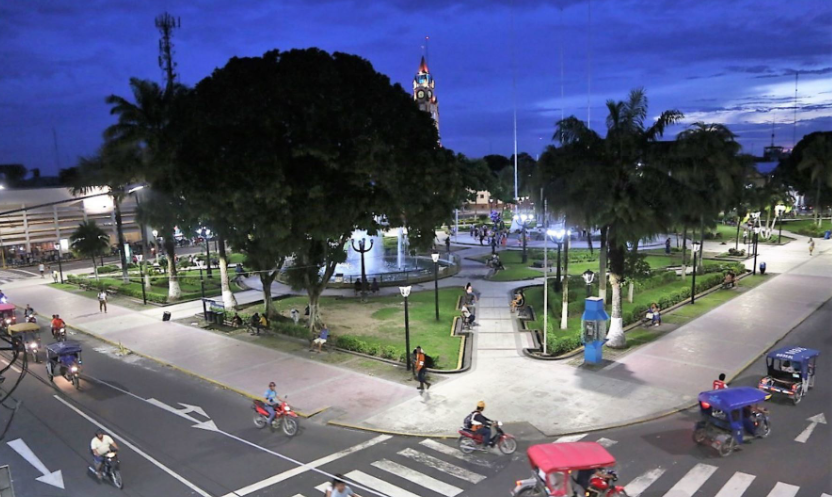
left=70, top=221, right=110, bottom=282
left=798, top=135, right=832, bottom=226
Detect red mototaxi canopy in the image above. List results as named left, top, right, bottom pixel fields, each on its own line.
left=527, top=442, right=616, bottom=473
left=0, top=303, right=16, bottom=312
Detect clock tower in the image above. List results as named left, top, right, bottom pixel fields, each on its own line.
left=413, top=56, right=439, bottom=138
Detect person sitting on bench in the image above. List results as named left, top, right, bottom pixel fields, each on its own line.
left=510, top=290, right=525, bottom=313
left=723, top=271, right=736, bottom=288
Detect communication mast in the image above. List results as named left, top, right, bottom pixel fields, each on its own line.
left=155, top=12, right=181, bottom=92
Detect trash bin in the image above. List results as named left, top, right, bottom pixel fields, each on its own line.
left=215, top=312, right=225, bottom=325
left=205, top=310, right=215, bottom=323
left=162, top=311, right=171, bottom=322
left=825, top=230, right=831, bottom=240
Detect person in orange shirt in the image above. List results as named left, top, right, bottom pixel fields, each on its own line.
left=415, top=346, right=431, bottom=391
left=713, top=373, right=726, bottom=390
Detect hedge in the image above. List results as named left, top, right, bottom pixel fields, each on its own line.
left=97, top=264, right=121, bottom=274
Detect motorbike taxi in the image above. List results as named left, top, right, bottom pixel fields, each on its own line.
left=758, top=346, right=819, bottom=405
left=45, top=341, right=83, bottom=389
left=0, top=303, right=17, bottom=332
left=7, top=322, right=42, bottom=363
left=512, top=442, right=628, bottom=496
left=693, top=387, right=771, bottom=457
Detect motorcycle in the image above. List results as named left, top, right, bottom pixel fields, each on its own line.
left=457, top=421, right=517, bottom=454
left=52, top=326, right=67, bottom=342
left=252, top=398, right=299, bottom=437
left=584, top=470, right=628, bottom=497
left=89, top=451, right=123, bottom=489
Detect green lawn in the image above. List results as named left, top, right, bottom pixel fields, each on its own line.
left=246, top=288, right=463, bottom=369
left=710, top=223, right=794, bottom=245
left=780, top=219, right=831, bottom=238
left=67, top=273, right=243, bottom=303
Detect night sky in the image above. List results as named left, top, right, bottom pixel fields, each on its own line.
left=2, top=0, right=830, bottom=175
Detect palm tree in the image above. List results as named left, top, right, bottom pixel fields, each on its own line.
left=798, top=136, right=832, bottom=227
left=70, top=221, right=110, bottom=282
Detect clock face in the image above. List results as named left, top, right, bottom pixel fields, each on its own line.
left=417, top=89, right=426, bottom=100
left=426, top=90, right=433, bottom=99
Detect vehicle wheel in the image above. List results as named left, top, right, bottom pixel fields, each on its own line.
left=692, top=428, right=707, bottom=444
left=73, top=376, right=80, bottom=390
left=282, top=417, right=299, bottom=437
left=756, top=420, right=771, bottom=438
left=253, top=414, right=267, bottom=429
left=457, top=436, right=476, bottom=454
left=718, top=438, right=736, bottom=457
left=498, top=437, right=517, bottom=454
left=793, top=389, right=803, bottom=405
left=111, top=469, right=124, bottom=489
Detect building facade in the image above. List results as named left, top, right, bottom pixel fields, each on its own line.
left=413, top=56, right=439, bottom=138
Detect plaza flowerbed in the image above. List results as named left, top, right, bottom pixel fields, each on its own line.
left=239, top=288, right=463, bottom=369
left=64, top=272, right=238, bottom=304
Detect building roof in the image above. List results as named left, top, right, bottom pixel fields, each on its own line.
left=418, top=56, right=429, bottom=74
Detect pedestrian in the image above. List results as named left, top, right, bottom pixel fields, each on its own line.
left=713, top=373, right=727, bottom=390
left=491, top=236, right=497, bottom=255
left=445, top=236, right=451, bottom=254
left=258, top=313, right=269, bottom=335
left=354, top=279, right=362, bottom=296
left=415, top=345, right=431, bottom=391
left=38, top=262, right=45, bottom=278
left=52, top=270, right=59, bottom=283
left=290, top=308, right=300, bottom=325
left=808, top=238, right=815, bottom=256
left=97, top=289, right=108, bottom=313
left=370, top=277, right=379, bottom=294
left=324, top=474, right=363, bottom=497
left=249, top=312, right=260, bottom=335
left=665, top=237, right=671, bottom=255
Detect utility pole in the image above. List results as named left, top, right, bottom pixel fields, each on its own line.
left=155, top=12, right=181, bottom=93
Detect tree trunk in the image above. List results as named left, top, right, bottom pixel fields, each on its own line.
left=586, top=216, right=594, bottom=255
left=164, top=235, right=181, bottom=301
left=681, top=224, right=688, bottom=279
left=598, top=226, right=608, bottom=301
left=560, top=231, right=569, bottom=330
left=605, top=241, right=626, bottom=348
left=698, top=217, right=705, bottom=273
left=92, top=256, right=99, bottom=282
left=816, top=179, right=822, bottom=227
left=217, top=236, right=237, bottom=310
left=735, top=216, right=741, bottom=251
left=259, top=270, right=278, bottom=318
left=114, top=198, right=129, bottom=284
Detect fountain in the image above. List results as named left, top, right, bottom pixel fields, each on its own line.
left=331, top=228, right=435, bottom=284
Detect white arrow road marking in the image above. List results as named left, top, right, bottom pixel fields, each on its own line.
left=765, top=482, right=799, bottom=497
left=6, top=439, right=64, bottom=489
left=624, top=468, right=666, bottom=496
left=595, top=437, right=617, bottom=447
left=553, top=433, right=587, bottom=443
left=795, top=413, right=826, bottom=443
left=53, top=395, right=212, bottom=497
left=178, top=403, right=209, bottom=418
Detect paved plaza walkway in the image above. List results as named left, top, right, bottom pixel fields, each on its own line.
left=5, top=230, right=830, bottom=436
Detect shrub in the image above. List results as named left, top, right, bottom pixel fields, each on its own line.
left=545, top=334, right=582, bottom=356
left=365, top=344, right=380, bottom=356
left=381, top=346, right=399, bottom=360
left=97, top=264, right=120, bottom=274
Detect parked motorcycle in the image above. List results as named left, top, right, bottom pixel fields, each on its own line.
left=252, top=398, right=299, bottom=437
left=457, top=420, right=516, bottom=454
left=88, top=451, right=123, bottom=489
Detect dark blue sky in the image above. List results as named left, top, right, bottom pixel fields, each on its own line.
left=1, top=0, right=830, bottom=174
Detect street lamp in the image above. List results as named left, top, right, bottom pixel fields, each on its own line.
left=431, top=251, right=440, bottom=321
left=582, top=270, right=595, bottom=298
left=400, top=286, right=412, bottom=371
left=199, top=227, right=213, bottom=278
left=513, top=213, right=534, bottom=263
left=691, top=241, right=701, bottom=304
left=351, top=238, right=374, bottom=300
left=752, top=226, right=760, bottom=275
left=550, top=229, right=566, bottom=293
left=775, top=204, right=786, bottom=244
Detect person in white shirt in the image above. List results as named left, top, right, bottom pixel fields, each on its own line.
left=325, top=475, right=362, bottom=497
left=98, top=290, right=108, bottom=313
left=38, top=263, right=45, bottom=278
left=90, top=429, right=119, bottom=479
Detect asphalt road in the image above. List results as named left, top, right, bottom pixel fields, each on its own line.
left=0, top=295, right=829, bottom=497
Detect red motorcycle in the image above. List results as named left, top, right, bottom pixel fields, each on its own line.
left=457, top=420, right=516, bottom=454
left=252, top=398, right=299, bottom=437
left=584, top=470, right=628, bottom=497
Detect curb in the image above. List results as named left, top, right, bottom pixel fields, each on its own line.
left=53, top=317, right=327, bottom=419
left=327, top=420, right=457, bottom=439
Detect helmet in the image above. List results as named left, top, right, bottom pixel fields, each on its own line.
left=476, top=401, right=485, bottom=409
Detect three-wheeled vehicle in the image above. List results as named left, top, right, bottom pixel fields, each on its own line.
left=758, top=346, right=819, bottom=405
left=693, top=387, right=771, bottom=457
left=512, top=442, right=628, bottom=496
left=7, top=322, right=42, bottom=363
left=0, top=303, right=17, bottom=332
left=45, top=341, right=83, bottom=389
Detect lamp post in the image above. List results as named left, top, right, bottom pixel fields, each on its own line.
left=752, top=226, right=760, bottom=275
left=691, top=241, right=701, bottom=304
left=199, top=227, right=213, bottom=278
left=552, top=229, right=565, bottom=293
left=351, top=238, right=374, bottom=300
left=400, top=286, right=412, bottom=371
left=56, top=240, right=65, bottom=284
left=775, top=204, right=786, bottom=244
left=582, top=270, right=595, bottom=298
left=513, top=213, right=534, bottom=263
left=431, top=251, right=440, bottom=321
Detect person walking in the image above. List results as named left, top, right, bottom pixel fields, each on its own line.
left=249, top=312, right=261, bottom=335
left=97, top=289, right=108, bottom=313
left=491, top=236, right=497, bottom=255
left=808, top=238, right=815, bottom=256
left=38, top=263, right=45, bottom=278
left=665, top=237, right=672, bottom=255
left=415, top=345, right=431, bottom=391
left=445, top=235, right=451, bottom=254
left=290, top=308, right=300, bottom=325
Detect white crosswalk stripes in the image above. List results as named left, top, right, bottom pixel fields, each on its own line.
left=662, top=463, right=718, bottom=496
left=624, top=467, right=667, bottom=497
left=419, top=439, right=492, bottom=466
left=397, top=448, right=486, bottom=483
left=372, top=459, right=463, bottom=497
left=344, top=470, right=422, bottom=497
left=714, top=472, right=755, bottom=497
left=765, top=482, right=800, bottom=497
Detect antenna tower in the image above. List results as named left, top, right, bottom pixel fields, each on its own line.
left=792, top=73, right=799, bottom=147
left=155, top=12, right=181, bottom=92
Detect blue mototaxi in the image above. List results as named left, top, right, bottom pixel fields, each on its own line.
left=45, top=341, right=83, bottom=390
left=693, top=387, right=771, bottom=457
left=758, top=346, right=819, bottom=405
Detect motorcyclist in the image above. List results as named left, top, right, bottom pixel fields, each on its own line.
left=574, top=468, right=615, bottom=496
left=263, top=382, right=285, bottom=426
left=469, top=401, right=495, bottom=447
left=51, top=314, right=66, bottom=339
left=90, top=429, right=119, bottom=480
left=24, top=304, right=35, bottom=318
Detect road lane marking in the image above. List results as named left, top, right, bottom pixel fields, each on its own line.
left=714, top=472, right=755, bottom=497
left=795, top=413, right=826, bottom=443
left=419, top=439, right=492, bottom=467
left=7, top=439, right=64, bottom=489
left=765, top=482, right=799, bottom=497
left=372, top=459, right=463, bottom=497
left=53, top=395, right=212, bottom=497
left=624, top=467, right=666, bottom=496
left=398, top=448, right=486, bottom=483
left=661, top=463, right=718, bottom=497
left=553, top=433, right=587, bottom=442
left=595, top=437, right=617, bottom=447
left=344, top=470, right=421, bottom=497
left=221, top=435, right=391, bottom=497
